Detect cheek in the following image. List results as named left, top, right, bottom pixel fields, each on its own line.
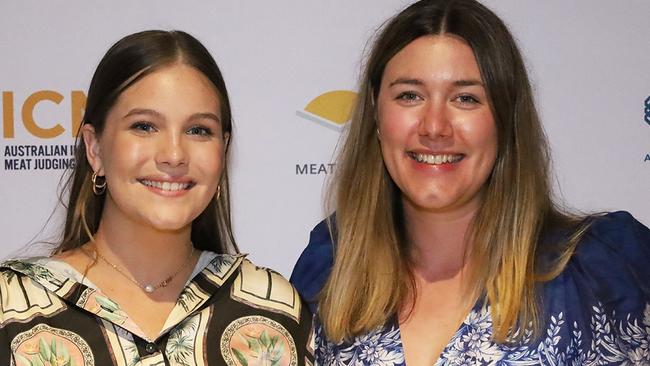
left=478, top=120, right=498, bottom=159
left=457, top=110, right=497, bottom=149
left=378, top=107, right=414, bottom=147
left=194, top=143, right=225, bottom=179
left=377, top=106, right=418, bottom=182
left=103, top=140, right=149, bottom=175
left=464, top=118, right=498, bottom=174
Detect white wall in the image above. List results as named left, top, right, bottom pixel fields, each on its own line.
left=1, top=0, right=648, bottom=276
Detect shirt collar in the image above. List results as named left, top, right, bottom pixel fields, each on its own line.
left=1, top=252, right=246, bottom=341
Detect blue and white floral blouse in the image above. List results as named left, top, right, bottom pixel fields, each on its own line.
left=291, top=211, right=650, bottom=365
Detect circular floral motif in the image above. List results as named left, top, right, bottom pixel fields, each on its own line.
left=11, top=324, right=94, bottom=366
left=221, top=315, right=297, bottom=366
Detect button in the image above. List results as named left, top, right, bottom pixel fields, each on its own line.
left=145, top=342, right=157, bottom=354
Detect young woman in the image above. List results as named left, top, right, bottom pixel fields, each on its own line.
left=1, top=30, right=313, bottom=365
left=291, top=0, right=650, bottom=365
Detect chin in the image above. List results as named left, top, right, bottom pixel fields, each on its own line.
left=146, top=216, right=194, bottom=233
left=404, top=191, right=459, bottom=212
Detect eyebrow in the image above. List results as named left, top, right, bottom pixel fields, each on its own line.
left=123, top=108, right=221, bottom=123
left=388, top=78, right=484, bottom=87
left=388, top=78, right=423, bottom=87
left=190, top=112, right=221, bottom=124
left=454, top=79, right=484, bottom=87
left=123, top=108, right=162, bottom=119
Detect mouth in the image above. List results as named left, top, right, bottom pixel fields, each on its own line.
left=137, top=179, right=195, bottom=192
left=407, top=152, right=464, bottom=165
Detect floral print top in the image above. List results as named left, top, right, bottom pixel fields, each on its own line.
left=292, top=211, right=650, bottom=365
left=1, top=252, right=315, bottom=365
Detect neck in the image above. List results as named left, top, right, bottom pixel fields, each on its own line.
left=89, top=205, right=195, bottom=284
left=403, top=199, right=479, bottom=282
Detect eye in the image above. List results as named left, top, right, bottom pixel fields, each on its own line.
left=186, top=125, right=214, bottom=136
left=455, top=94, right=480, bottom=105
left=130, top=121, right=157, bottom=133
left=395, top=91, right=422, bottom=104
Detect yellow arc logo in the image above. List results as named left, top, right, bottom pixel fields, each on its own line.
left=296, top=90, right=357, bottom=131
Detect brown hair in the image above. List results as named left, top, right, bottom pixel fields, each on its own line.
left=55, top=30, right=238, bottom=255
left=320, top=0, right=586, bottom=342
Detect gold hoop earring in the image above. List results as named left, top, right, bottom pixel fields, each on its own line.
left=92, top=172, right=106, bottom=195
left=216, top=185, right=221, bottom=200
left=376, top=128, right=381, bottom=139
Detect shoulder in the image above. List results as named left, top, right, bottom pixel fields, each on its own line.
left=572, top=211, right=650, bottom=277
left=0, top=261, right=17, bottom=296
left=0, top=258, right=42, bottom=286
left=231, top=259, right=306, bottom=324
left=290, top=218, right=335, bottom=313
left=0, top=258, right=69, bottom=326
left=546, top=211, right=650, bottom=315
left=535, top=212, right=650, bottom=363
left=236, top=259, right=297, bottom=298
left=0, top=262, right=27, bottom=323
left=581, top=210, right=649, bottom=243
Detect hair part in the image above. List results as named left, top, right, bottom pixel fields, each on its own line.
left=320, top=0, right=588, bottom=343
left=56, top=30, right=238, bottom=255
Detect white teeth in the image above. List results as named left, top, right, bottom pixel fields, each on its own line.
left=411, top=153, right=461, bottom=165
left=140, top=180, right=191, bottom=191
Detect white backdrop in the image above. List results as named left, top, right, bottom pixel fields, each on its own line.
left=1, top=0, right=648, bottom=277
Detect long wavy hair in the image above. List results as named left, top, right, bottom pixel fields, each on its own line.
left=320, top=0, right=587, bottom=343
left=55, top=30, right=238, bottom=255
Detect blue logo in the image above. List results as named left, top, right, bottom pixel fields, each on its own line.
left=645, top=96, right=650, bottom=126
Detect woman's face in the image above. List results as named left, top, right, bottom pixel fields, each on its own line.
left=377, top=35, right=497, bottom=219
left=83, top=64, right=226, bottom=232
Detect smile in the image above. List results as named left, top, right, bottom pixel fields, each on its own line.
left=138, top=179, right=195, bottom=191
left=408, top=152, right=464, bottom=165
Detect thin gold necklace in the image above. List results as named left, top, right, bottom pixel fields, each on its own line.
left=94, top=246, right=195, bottom=293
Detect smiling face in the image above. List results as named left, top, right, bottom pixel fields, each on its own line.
left=377, top=35, right=497, bottom=219
left=83, top=63, right=226, bottom=233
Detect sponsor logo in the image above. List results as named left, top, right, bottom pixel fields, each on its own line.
left=4, top=144, right=76, bottom=170
left=1, top=90, right=85, bottom=171
left=645, top=96, right=650, bottom=163
left=2, top=90, right=86, bottom=138
left=645, top=95, right=650, bottom=126
left=295, top=163, right=335, bottom=175
left=294, top=90, right=357, bottom=175
left=296, top=90, right=357, bottom=132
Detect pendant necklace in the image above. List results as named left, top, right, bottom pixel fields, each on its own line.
left=94, top=245, right=195, bottom=293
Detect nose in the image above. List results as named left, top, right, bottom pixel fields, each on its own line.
left=156, top=131, right=187, bottom=168
left=417, top=101, right=453, bottom=139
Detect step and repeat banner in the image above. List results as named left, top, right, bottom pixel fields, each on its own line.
left=1, top=0, right=648, bottom=276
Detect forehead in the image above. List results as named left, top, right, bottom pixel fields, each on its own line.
left=382, top=35, right=482, bottom=82
left=114, top=63, right=221, bottom=110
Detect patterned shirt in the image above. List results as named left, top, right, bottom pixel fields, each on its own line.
left=1, top=252, right=315, bottom=365
left=292, top=211, right=650, bottom=365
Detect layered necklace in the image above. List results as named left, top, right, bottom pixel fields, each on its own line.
left=94, top=245, right=195, bottom=293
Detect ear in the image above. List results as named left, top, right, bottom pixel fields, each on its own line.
left=222, top=132, right=231, bottom=151
left=81, top=124, right=104, bottom=175
left=370, top=89, right=380, bottom=127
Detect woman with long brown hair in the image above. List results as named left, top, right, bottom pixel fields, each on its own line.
left=1, top=30, right=313, bottom=365
left=291, top=0, right=650, bottom=364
